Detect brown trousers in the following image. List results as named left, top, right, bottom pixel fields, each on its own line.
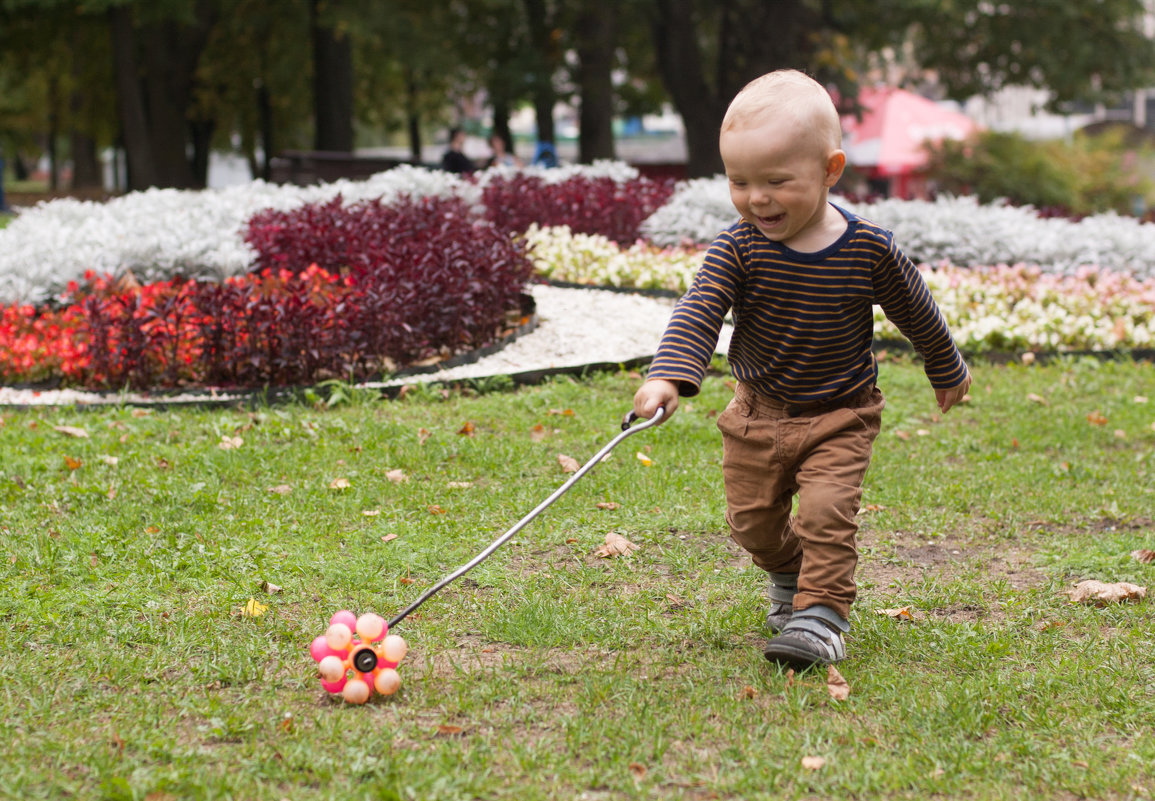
left=717, top=382, right=885, bottom=621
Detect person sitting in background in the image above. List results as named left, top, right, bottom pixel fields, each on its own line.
left=485, top=133, right=522, bottom=168
left=441, top=127, right=475, bottom=174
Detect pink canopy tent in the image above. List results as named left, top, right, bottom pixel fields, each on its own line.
left=841, top=86, right=981, bottom=198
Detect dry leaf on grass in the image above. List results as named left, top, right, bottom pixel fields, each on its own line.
left=628, top=763, right=647, bottom=779
left=827, top=665, right=850, bottom=700
left=385, top=469, right=408, bottom=483
left=63, top=456, right=83, bottom=471
left=457, top=421, right=475, bottom=437
left=635, top=451, right=653, bottom=466
left=218, top=435, right=243, bottom=450
left=801, top=756, right=826, bottom=770
left=877, top=606, right=913, bottom=621
left=260, top=581, right=282, bottom=594
left=1068, top=579, right=1147, bottom=606
left=242, top=598, right=268, bottom=617
left=435, top=724, right=464, bottom=736
left=1086, top=411, right=1109, bottom=426
left=267, top=484, right=292, bottom=495
left=1131, top=549, right=1155, bottom=564
left=381, top=533, right=398, bottom=543
left=329, top=477, right=351, bottom=490
left=557, top=454, right=580, bottom=473
left=596, top=502, right=621, bottom=510
left=594, top=532, right=639, bottom=558
left=53, top=425, right=89, bottom=438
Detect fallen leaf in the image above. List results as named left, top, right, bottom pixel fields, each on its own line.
left=418, top=428, right=432, bottom=445
left=1135, top=395, right=1149, bottom=404
left=381, top=533, right=398, bottom=543
left=1068, top=579, right=1147, bottom=606
left=267, top=484, right=292, bottom=495
left=530, top=423, right=548, bottom=442
left=54, top=425, right=89, bottom=438
left=329, top=477, right=351, bottom=490
left=385, top=469, right=408, bottom=483
left=435, top=724, right=464, bottom=736
left=131, top=408, right=151, bottom=417
left=399, top=576, right=415, bottom=585
left=784, top=668, right=795, bottom=688
left=260, top=581, right=282, bottom=594
left=627, top=763, right=647, bottom=779
left=916, top=428, right=931, bottom=436
left=363, top=509, right=381, bottom=517
left=156, top=458, right=171, bottom=470
left=1131, top=549, right=1155, bottom=564
left=741, top=685, right=758, bottom=699
left=446, top=481, right=473, bottom=489
left=635, top=451, right=653, bottom=466
left=594, top=532, right=639, bottom=558
left=801, top=756, right=826, bottom=770
left=826, top=665, right=850, bottom=700
left=458, top=421, right=475, bottom=436
left=1027, top=392, right=1048, bottom=405
left=548, top=408, right=575, bottom=417
left=894, top=430, right=911, bottom=441
left=98, top=455, right=119, bottom=466
left=1020, top=352, right=1037, bottom=366
left=861, top=504, right=887, bottom=513
left=877, top=606, right=913, bottom=621
left=64, top=456, right=83, bottom=471
left=243, top=598, right=268, bottom=617
left=596, top=502, right=621, bottom=510
left=218, top=435, right=243, bottom=450
left=1086, top=411, right=1109, bottom=426
left=427, top=505, right=446, bottom=515
left=557, top=454, right=580, bottom=473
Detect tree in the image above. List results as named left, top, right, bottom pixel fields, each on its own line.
left=574, top=0, right=617, bottom=162
left=311, top=0, right=354, bottom=152
left=896, top=0, right=1155, bottom=108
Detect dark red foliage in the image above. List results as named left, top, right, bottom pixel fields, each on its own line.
left=34, top=197, right=534, bottom=390
left=480, top=173, right=675, bottom=245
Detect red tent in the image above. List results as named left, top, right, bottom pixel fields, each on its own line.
left=841, top=86, right=980, bottom=198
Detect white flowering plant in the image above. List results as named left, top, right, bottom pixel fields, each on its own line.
left=524, top=225, right=704, bottom=293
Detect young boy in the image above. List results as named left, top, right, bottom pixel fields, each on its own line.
left=632, top=70, right=971, bottom=671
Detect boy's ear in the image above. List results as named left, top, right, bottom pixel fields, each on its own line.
left=824, top=150, right=847, bottom=186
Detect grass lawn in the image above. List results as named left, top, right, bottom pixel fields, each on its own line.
left=2, top=355, right=1153, bottom=800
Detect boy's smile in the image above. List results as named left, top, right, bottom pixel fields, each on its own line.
left=720, top=118, right=846, bottom=252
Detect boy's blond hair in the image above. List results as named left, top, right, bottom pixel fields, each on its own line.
left=721, top=70, right=842, bottom=156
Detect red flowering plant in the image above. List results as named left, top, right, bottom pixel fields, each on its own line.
left=0, top=195, right=534, bottom=390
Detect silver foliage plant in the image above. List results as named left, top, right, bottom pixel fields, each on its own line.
left=640, top=177, right=1155, bottom=280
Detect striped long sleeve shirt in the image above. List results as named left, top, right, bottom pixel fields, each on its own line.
left=647, top=206, right=968, bottom=403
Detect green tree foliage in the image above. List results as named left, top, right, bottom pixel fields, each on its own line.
left=924, top=128, right=1155, bottom=215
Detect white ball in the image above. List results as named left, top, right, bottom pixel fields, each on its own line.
left=382, top=634, right=408, bottom=663
left=318, top=655, right=345, bottom=682
left=374, top=668, right=401, bottom=696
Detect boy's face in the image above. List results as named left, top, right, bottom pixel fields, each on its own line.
left=720, top=118, right=845, bottom=247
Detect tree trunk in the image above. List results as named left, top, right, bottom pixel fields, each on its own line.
left=575, top=2, right=617, bottom=163
left=523, top=0, right=558, bottom=147
left=405, top=68, right=422, bottom=163
left=311, top=0, right=355, bottom=152
left=257, top=82, right=274, bottom=180
left=108, top=6, right=158, bottom=190
left=650, top=0, right=724, bottom=177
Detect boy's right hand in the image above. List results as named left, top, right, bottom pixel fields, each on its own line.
left=633, top=379, right=680, bottom=424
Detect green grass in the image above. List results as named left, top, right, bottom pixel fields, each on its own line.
left=2, top=356, right=1153, bottom=800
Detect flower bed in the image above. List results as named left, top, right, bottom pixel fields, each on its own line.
left=3, top=162, right=1155, bottom=392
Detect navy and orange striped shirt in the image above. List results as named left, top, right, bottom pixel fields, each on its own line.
left=647, top=206, right=968, bottom=404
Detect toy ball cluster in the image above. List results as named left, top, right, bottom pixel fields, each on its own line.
left=309, top=610, right=408, bottom=704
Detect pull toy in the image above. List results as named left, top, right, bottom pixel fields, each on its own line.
left=310, top=408, right=665, bottom=703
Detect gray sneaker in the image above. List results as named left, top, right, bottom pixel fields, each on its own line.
left=765, top=572, right=798, bottom=634
left=763, top=605, right=848, bottom=671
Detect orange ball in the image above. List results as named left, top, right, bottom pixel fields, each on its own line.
left=343, top=678, right=371, bottom=705
left=382, top=634, right=408, bottom=663
left=374, top=668, right=401, bottom=696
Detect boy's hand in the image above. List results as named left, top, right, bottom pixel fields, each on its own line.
left=633, top=379, right=680, bottom=424
left=935, top=367, right=972, bottom=413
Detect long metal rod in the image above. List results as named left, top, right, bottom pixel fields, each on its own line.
left=387, top=407, right=665, bottom=629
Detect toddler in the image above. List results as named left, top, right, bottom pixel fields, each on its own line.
left=633, top=70, right=971, bottom=670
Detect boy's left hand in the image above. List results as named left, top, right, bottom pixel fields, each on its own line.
left=935, top=367, right=972, bottom=413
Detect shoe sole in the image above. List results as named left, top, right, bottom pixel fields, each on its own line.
left=762, top=640, right=834, bottom=672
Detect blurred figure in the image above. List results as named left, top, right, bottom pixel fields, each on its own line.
left=440, top=127, right=475, bottom=174
left=532, top=141, right=558, bottom=168
left=485, top=133, right=522, bottom=168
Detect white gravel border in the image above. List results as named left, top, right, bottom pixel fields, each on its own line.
left=0, top=285, right=732, bottom=407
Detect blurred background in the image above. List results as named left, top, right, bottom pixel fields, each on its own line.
left=2, top=0, right=1155, bottom=216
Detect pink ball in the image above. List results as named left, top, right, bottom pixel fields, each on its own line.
left=310, top=635, right=348, bottom=663
left=320, top=676, right=347, bottom=694
left=330, top=609, right=358, bottom=631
